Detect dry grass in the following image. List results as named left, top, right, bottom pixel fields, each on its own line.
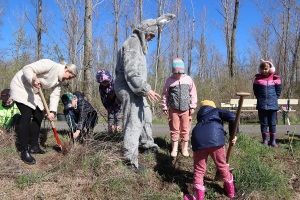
left=0, top=129, right=188, bottom=200
left=2, top=127, right=300, bottom=199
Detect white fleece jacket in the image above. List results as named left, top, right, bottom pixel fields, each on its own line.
left=10, top=59, right=65, bottom=112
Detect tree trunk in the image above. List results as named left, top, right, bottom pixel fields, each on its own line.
left=112, top=0, right=120, bottom=78
left=230, top=0, right=239, bottom=78
left=83, top=0, right=93, bottom=101
left=37, top=0, right=42, bottom=60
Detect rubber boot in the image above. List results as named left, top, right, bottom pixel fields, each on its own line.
left=181, top=140, right=190, bottom=157
left=269, top=132, right=278, bottom=148
left=261, top=132, right=269, bottom=146
left=21, top=149, right=36, bottom=165
left=29, top=145, right=46, bottom=154
left=224, top=173, right=235, bottom=198
left=108, top=125, right=115, bottom=133
left=183, top=184, right=205, bottom=200
left=116, top=126, right=122, bottom=133
left=171, top=140, right=178, bottom=158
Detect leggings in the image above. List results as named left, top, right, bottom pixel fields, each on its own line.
left=16, top=102, right=44, bottom=149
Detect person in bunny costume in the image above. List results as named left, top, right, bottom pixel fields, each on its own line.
left=114, top=13, right=176, bottom=173
left=253, top=59, right=282, bottom=148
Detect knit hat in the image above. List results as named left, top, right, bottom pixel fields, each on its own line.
left=259, top=59, right=275, bottom=73
left=96, top=70, right=112, bottom=83
left=172, top=58, right=185, bottom=74
left=61, top=92, right=74, bottom=111
left=0, top=89, right=10, bottom=101
left=134, top=13, right=176, bottom=36
left=200, top=100, right=216, bottom=108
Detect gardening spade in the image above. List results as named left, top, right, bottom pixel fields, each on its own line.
left=38, top=87, right=63, bottom=151
left=215, top=92, right=250, bottom=180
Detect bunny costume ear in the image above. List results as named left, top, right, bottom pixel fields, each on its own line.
left=134, top=13, right=176, bottom=36
left=259, top=59, right=275, bottom=73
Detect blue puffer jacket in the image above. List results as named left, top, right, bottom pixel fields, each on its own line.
left=253, top=73, right=282, bottom=111
left=191, top=106, right=236, bottom=151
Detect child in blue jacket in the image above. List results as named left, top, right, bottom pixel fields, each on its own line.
left=253, top=59, right=282, bottom=147
left=184, top=100, right=237, bottom=200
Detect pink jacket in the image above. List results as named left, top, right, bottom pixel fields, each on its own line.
left=161, top=74, right=197, bottom=111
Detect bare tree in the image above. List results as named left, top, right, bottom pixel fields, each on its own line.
left=111, top=0, right=121, bottom=77
left=37, top=0, right=42, bottom=59
left=220, top=0, right=240, bottom=78
left=54, top=0, right=84, bottom=64
left=154, top=0, right=162, bottom=92
left=83, top=0, right=93, bottom=101
left=0, top=0, right=7, bottom=38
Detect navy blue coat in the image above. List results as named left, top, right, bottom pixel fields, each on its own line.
left=253, top=73, right=282, bottom=111
left=191, top=106, right=236, bottom=151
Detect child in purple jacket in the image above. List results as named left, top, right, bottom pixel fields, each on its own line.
left=96, top=70, right=122, bottom=133
left=161, top=58, right=197, bottom=158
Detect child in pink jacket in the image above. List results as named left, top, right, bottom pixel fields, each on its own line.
left=161, top=58, right=197, bottom=157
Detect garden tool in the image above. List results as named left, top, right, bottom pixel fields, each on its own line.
left=215, top=92, right=250, bottom=180
left=38, top=87, right=63, bottom=151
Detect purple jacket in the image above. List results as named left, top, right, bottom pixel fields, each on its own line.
left=98, top=80, right=121, bottom=114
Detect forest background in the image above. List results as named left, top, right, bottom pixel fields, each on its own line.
left=0, top=0, right=299, bottom=120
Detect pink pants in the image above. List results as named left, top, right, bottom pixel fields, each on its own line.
left=168, top=107, right=191, bottom=141
left=193, top=146, right=231, bottom=186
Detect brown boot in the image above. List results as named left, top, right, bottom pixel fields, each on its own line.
left=181, top=140, right=190, bottom=157
left=171, top=140, right=178, bottom=158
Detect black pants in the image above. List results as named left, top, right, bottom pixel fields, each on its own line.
left=16, top=102, right=44, bottom=150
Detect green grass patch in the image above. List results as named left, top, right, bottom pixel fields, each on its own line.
left=232, top=134, right=292, bottom=198
left=16, top=172, right=46, bottom=189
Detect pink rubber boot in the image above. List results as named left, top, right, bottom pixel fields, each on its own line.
left=116, top=126, right=122, bottom=132
left=183, top=184, right=205, bottom=200
left=108, top=125, right=115, bottom=133
left=224, top=174, right=235, bottom=198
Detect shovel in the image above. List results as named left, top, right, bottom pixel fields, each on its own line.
left=38, top=87, right=63, bottom=151
left=215, top=92, right=250, bottom=179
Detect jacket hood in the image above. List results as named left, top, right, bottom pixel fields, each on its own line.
left=197, top=106, right=215, bottom=122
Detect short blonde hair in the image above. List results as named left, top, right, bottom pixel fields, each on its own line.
left=65, top=63, right=78, bottom=76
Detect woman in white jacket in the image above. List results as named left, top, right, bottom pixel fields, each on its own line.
left=10, top=59, right=77, bottom=164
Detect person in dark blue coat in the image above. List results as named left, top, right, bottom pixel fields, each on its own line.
left=253, top=59, right=282, bottom=148
left=184, top=100, right=237, bottom=200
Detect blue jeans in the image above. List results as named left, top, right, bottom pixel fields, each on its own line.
left=258, top=110, right=277, bottom=133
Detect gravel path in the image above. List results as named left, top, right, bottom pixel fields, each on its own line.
left=48, top=121, right=300, bottom=136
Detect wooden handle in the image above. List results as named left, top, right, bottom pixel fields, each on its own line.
left=226, top=92, right=250, bottom=162
left=236, top=92, right=251, bottom=97
left=38, top=88, right=62, bottom=148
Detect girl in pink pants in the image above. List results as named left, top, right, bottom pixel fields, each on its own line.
left=161, top=58, right=197, bottom=158
left=184, top=100, right=237, bottom=200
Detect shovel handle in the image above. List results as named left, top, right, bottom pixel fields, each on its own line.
left=38, top=88, right=62, bottom=148
left=226, top=92, right=250, bottom=163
